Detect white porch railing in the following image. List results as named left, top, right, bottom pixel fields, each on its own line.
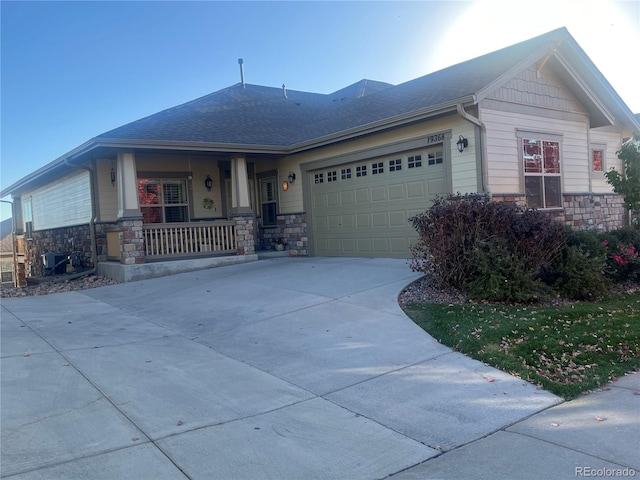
left=143, top=221, right=237, bottom=258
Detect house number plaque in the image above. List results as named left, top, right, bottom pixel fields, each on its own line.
left=426, top=133, right=446, bottom=144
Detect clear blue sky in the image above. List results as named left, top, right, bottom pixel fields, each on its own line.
left=2, top=0, right=639, bottom=221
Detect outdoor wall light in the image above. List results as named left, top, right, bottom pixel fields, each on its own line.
left=287, top=171, right=296, bottom=183
left=110, top=166, right=116, bottom=187
left=204, top=174, right=213, bottom=191
left=457, top=135, right=468, bottom=153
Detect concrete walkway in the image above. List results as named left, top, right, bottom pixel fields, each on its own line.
left=1, top=258, right=637, bottom=479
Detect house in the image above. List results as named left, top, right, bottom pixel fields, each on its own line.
left=2, top=27, right=638, bottom=283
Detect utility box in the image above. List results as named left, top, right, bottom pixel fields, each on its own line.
left=42, top=253, right=68, bottom=275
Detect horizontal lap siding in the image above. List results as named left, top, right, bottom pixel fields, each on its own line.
left=29, top=171, right=91, bottom=230
left=590, top=128, right=623, bottom=193
left=481, top=107, right=590, bottom=194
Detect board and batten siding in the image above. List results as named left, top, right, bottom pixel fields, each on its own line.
left=480, top=107, right=594, bottom=194
left=27, top=170, right=91, bottom=231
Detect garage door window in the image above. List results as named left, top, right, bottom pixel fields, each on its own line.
left=328, top=171, right=337, bottom=182
left=372, top=162, right=384, bottom=174
left=427, top=151, right=443, bottom=165
left=341, top=168, right=352, bottom=180
left=356, top=165, right=367, bottom=177
left=389, top=159, right=402, bottom=171
left=314, top=173, right=324, bottom=184
left=408, top=155, right=423, bottom=168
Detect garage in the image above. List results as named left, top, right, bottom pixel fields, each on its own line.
left=309, top=144, right=449, bottom=258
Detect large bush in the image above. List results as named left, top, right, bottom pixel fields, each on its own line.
left=409, top=194, right=567, bottom=302
left=549, top=230, right=611, bottom=300
left=602, top=227, right=640, bottom=281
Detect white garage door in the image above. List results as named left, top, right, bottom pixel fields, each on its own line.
left=310, top=146, right=448, bottom=258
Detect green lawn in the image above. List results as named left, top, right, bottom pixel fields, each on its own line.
left=402, top=291, right=640, bottom=400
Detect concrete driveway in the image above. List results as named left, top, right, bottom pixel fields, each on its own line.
left=1, top=257, right=566, bottom=478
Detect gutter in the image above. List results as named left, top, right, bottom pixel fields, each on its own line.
left=63, top=157, right=98, bottom=279
left=457, top=102, right=490, bottom=195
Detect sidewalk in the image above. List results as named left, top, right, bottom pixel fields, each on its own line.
left=391, top=372, right=639, bottom=479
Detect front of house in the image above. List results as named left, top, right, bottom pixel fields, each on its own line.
left=3, top=28, right=638, bottom=285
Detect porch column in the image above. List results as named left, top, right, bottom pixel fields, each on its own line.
left=115, top=152, right=145, bottom=265
left=117, top=152, right=142, bottom=219
left=229, top=155, right=252, bottom=215
left=229, top=154, right=255, bottom=255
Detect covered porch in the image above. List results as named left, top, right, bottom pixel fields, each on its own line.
left=100, top=150, right=259, bottom=269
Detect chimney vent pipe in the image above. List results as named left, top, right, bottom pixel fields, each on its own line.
left=238, top=58, right=245, bottom=88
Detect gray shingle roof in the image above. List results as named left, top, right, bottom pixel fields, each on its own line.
left=98, top=28, right=563, bottom=148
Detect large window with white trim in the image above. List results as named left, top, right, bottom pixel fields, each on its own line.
left=522, top=137, right=562, bottom=209
left=138, top=178, right=189, bottom=223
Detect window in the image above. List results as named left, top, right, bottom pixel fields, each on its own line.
left=522, top=138, right=562, bottom=208
left=341, top=168, right=352, bottom=180
left=356, top=165, right=367, bottom=177
left=327, top=171, right=337, bottom=182
left=372, top=162, right=384, bottom=174
left=592, top=148, right=604, bottom=172
left=23, top=197, right=33, bottom=239
left=408, top=155, right=422, bottom=168
left=389, top=159, right=402, bottom=172
left=259, top=177, right=277, bottom=226
left=138, top=178, right=189, bottom=223
left=427, top=151, right=443, bottom=165
left=314, top=173, right=324, bottom=184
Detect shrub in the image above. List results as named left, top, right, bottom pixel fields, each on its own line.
left=551, top=243, right=611, bottom=300
left=466, top=239, right=552, bottom=303
left=602, top=227, right=640, bottom=281
left=409, top=194, right=567, bottom=302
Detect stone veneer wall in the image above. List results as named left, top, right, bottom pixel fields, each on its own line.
left=492, top=193, right=627, bottom=232
left=115, top=218, right=146, bottom=265
left=23, top=224, right=95, bottom=277
left=259, top=213, right=308, bottom=256
left=233, top=215, right=255, bottom=255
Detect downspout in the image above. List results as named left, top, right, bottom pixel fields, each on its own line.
left=457, top=103, right=490, bottom=196
left=64, top=158, right=98, bottom=279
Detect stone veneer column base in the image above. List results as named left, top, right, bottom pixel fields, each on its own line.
left=117, top=218, right=145, bottom=265
left=232, top=215, right=255, bottom=256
